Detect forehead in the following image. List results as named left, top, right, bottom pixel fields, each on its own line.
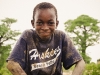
left=34, top=8, right=56, bottom=20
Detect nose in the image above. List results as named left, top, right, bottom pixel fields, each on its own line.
left=41, top=24, right=49, bottom=30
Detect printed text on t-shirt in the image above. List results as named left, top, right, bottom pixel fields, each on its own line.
left=29, top=46, right=61, bottom=70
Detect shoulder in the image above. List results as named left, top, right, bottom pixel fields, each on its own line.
left=20, top=29, right=35, bottom=39
left=54, top=30, right=68, bottom=38
left=22, top=29, right=35, bottom=34
left=54, top=30, right=72, bottom=42
left=54, top=30, right=66, bottom=35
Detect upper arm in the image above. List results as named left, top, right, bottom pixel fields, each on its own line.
left=62, top=34, right=82, bottom=69
left=7, top=37, right=27, bottom=69
left=71, top=59, right=85, bottom=75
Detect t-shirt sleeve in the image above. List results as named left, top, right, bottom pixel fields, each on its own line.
left=7, top=32, right=27, bottom=69
left=62, top=33, right=82, bottom=69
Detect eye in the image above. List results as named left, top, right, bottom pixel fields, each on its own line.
left=48, top=22, right=55, bottom=25
left=36, top=22, right=43, bottom=25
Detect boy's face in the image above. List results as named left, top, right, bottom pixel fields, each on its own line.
left=31, top=8, right=59, bottom=40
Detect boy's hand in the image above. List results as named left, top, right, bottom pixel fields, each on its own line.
left=7, top=61, right=27, bottom=75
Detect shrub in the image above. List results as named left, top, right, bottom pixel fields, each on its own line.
left=83, top=63, right=100, bottom=75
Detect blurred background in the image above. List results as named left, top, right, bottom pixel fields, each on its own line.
left=0, top=0, right=100, bottom=75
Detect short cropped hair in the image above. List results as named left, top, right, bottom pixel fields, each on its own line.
left=32, top=2, right=58, bottom=20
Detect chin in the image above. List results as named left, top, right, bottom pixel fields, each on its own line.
left=41, top=36, right=50, bottom=40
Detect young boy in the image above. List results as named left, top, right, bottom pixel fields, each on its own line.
left=6, top=2, right=85, bottom=75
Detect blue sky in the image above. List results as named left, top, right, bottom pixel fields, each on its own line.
left=0, top=0, right=100, bottom=63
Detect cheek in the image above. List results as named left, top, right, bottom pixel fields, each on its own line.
left=34, top=25, right=40, bottom=29
left=50, top=27, right=56, bottom=33
left=35, top=28, right=40, bottom=32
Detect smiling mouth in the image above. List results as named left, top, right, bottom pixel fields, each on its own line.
left=40, top=31, right=51, bottom=33
left=40, top=32, right=50, bottom=35
left=39, top=32, right=51, bottom=36
left=39, top=32, right=51, bottom=35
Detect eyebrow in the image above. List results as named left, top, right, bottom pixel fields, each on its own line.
left=37, top=19, right=54, bottom=21
left=48, top=19, right=54, bottom=21
left=37, top=19, right=42, bottom=21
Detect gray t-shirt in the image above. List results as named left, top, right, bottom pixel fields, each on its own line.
left=7, top=29, right=82, bottom=75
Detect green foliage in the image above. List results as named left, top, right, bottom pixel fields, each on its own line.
left=84, top=63, right=100, bottom=75
left=82, top=53, right=91, bottom=63
left=64, top=15, right=100, bottom=63
left=0, top=18, right=20, bottom=46
left=0, top=18, right=20, bottom=74
left=0, top=45, right=11, bottom=69
left=0, top=63, right=11, bottom=75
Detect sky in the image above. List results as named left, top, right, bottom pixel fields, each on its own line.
left=0, top=0, right=100, bottom=63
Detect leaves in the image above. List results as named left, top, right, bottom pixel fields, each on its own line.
left=64, top=15, right=100, bottom=63
left=0, top=18, right=20, bottom=74
left=0, top=18, right=20, bottom=46
left=84, top=63, right=100, bottom=75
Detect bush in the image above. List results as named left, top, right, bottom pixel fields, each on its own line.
left=0, top=63, right=11, bottom=75
left=83, top=63, right=100, bottom=75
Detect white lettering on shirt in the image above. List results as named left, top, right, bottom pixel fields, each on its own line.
left=29, top=46, right=61, bottom=60
left=29, top=46, right=61, bottom=71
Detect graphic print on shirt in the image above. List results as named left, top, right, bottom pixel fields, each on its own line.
left=29, top=46, right=61, bottom=71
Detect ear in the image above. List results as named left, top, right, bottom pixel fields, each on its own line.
left=56, top=20, right=59, bottom=28
left=31, top=20, right=35, bottom=28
